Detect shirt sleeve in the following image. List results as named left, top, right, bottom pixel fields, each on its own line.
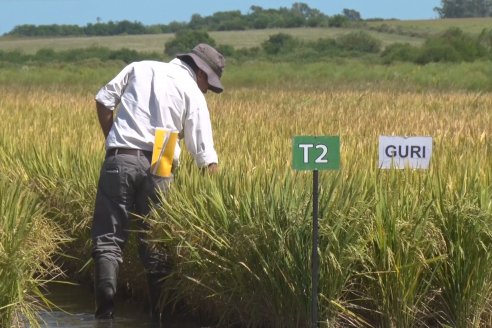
left=95, top=63, right=134, bottom=110
left=183, top=94, right=219, bottom=168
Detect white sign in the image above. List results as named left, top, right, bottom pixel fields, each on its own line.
left=379, top=136, right=433, bottom=169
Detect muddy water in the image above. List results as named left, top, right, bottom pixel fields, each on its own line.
left=37, top=284, right=201, bottom=328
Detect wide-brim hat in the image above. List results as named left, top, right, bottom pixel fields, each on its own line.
left=177, top=43, right=225, bottom=93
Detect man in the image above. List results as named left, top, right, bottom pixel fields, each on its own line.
left=91, top=43, right=225, bottom=321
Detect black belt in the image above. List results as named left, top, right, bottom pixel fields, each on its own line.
left=106, top=148, right=152, bottom=159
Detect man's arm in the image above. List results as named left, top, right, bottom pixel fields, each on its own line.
left=96, top=101, right=113, bottom=139
left=183, top=93, right=219, bottom=171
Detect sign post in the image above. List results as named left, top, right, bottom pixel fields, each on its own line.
left=292, top=136, right=340, bottom=328
left=311, top=168, right=319, bottom=328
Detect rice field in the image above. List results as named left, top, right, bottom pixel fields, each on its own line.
left=0, top=69, right=490, bottom=327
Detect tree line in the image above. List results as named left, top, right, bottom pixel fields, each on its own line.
left=5, top=1, right=491, bottom=38
left=5, top=3, right=361, bottom=37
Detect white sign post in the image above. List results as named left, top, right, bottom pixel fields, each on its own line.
left=379, top=136, right=433, bottom=169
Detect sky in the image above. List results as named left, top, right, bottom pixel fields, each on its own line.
left=0, top=0, right=442, bottom=35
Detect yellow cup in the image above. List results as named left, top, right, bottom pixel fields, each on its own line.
left=151, top=128, right=178, bottom=177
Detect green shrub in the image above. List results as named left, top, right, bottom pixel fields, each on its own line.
left=478, top=28, right=492, bottom=54
left=310, top=38, right=341, bottom=56
left=0, top=50, right=31, bottom=64
left=35, top=48, right=56, bottom=61
left=261, top=33, right=299, bottom=55
left=380, top=43, right=421, bottom=64
left=336, top=31, right=382, bottom=53
left=233, top=46, right=262, bottom=61
left=60, top=46, right=112, bottom=62
left=418, top=27, right=486, bottom=64
left=108, top=48, right=141, bottom=63
left=416, top=44, right=461, bottom=64
left=328, top=14, right=349, bottom=27
left=216, top=44, right=236, bottom=57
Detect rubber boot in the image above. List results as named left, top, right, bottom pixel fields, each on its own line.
left=94, top=257, right=118, bottom=319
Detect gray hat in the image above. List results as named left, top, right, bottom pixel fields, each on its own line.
left=177, top=43, right=225, bottom=93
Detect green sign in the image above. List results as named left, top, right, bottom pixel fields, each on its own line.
left=292, top=136, right=340, bottom=171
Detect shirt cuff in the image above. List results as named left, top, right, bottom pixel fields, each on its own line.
left=194, top=150, right=218, bottom=168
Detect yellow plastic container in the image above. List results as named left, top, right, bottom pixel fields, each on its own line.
left=151, top=128, right=178, bottom=177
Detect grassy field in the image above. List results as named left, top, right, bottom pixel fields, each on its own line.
left=367, top=17, right=492, bottom=35
left=0, top=27, right=424, bottom=54
left=0, top=17, right=491, bottom=327
left=2, top=59, right=491, bottom=93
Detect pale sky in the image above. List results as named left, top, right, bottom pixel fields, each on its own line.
left=0, top=0, right=442, bottom=35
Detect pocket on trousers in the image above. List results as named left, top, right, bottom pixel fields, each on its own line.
left=100, top=163, right=126, bottom=200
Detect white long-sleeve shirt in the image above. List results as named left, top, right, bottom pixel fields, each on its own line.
left=95, top=58, right=218, bottom=168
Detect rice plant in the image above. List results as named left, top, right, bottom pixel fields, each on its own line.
left=0, top=178, right=63, bottom=327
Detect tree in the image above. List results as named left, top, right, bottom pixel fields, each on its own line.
left=291, top=2, right=315, bottom=19
left=209, top=11, right=246, bottom=31
left=189, top=14, right=207, bottom=30
left=434, top=0, right=492, bottom=18
left=342, top=9, right=362, bottom=21
left=164, top=30, right=216, bottom=56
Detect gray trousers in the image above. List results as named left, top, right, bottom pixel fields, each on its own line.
left=91, top=150, right=172, bottom=275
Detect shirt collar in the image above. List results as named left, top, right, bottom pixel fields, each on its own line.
left=170, top=58, right=197, bottom=82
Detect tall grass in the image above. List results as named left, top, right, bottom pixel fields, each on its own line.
left=143, top=89, right=491, bottom=326
left=0, top=75, right=490, bottom=326
left=430, top=166, right=492, bottom=327
left=0, top=178, right=63, bottom=327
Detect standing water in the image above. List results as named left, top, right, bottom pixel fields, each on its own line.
left=36, top=283, right=201, bottom=328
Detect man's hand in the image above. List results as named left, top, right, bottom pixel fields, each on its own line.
left=206, top=163, right=218, bottom=174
